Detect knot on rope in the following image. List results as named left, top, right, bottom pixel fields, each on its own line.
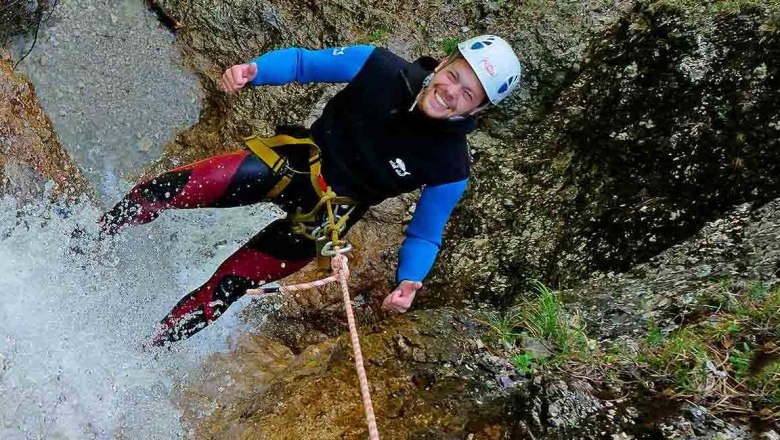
left=331, top=252, right=350, bottom=280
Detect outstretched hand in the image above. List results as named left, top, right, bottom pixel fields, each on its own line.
left=382, top=280, right=423, bottom=314
left=219, top=63, right=258, bottom=94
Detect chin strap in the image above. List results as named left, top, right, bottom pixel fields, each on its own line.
left=408, top=72, right=434, bottom=112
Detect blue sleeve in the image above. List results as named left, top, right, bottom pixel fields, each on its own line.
left=396, top=179, right=468, bottom=283
left=248, top=46, right=375, bottom=86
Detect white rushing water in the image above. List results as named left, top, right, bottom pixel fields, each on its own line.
left=0, top=193, right=280, bottom=438
left=4, top=0, right=277, bottom=436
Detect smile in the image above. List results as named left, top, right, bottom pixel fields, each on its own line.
left=434, top=91, right=449, bottom=110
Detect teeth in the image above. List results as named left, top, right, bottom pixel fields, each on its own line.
left=435, top=91, right=448, bottom=109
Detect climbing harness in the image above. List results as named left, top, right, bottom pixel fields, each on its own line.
left=244, top=132, right=380, bottom=439
left=243, top=132, right=358, bottom=266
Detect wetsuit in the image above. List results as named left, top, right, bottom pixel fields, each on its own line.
left=100, top=46, right=477, bottom=344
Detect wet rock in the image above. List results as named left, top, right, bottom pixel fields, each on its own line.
left=0, top=50, right=89, bottom=202
left=571, top=197, right=780, bottom=339
left=0, top=0, right=45, bottom=43
left=183, top=309, right=531, bottom=439
left=181, top=309, right=644, bottom=439
left=656, top=403, right=752, bottom=439
left=520, top=335, right=553, bottom=360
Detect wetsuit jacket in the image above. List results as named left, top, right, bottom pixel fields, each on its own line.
left=248, top=46, right=476, bottom=283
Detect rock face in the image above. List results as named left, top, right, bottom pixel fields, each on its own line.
left=0, top=50, right=88, bottom=201
left=431, top=1, right=780, bottom=305
left=572, top=197, right=780, bottom=341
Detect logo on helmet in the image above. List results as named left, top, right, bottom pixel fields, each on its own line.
left=481, top=58, right=497, bottom=77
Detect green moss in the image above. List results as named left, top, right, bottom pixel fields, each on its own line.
left=358, top=28, right=388, bottom=44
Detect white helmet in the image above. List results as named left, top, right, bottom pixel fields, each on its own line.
left=457, top=35, right=522, bottom=105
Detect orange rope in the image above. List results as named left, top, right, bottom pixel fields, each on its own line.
left=246, top=253, right=380, bottom=440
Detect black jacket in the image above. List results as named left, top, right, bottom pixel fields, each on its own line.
left=311, top=48, right=478, bottom=205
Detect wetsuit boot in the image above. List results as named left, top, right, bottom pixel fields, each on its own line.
left=151, top=219, right=316, bottom=345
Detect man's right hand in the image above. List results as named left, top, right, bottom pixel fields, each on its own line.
left=219, top=63, right=258, bottom=94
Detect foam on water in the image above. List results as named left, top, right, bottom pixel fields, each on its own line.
left=0, top=194, right=281, bottom=438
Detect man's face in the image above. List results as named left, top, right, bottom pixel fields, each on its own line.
left=418, top=57, right=487, bottom=119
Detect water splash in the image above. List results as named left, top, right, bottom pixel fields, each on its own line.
left=0, top=195, right=281, bottom=438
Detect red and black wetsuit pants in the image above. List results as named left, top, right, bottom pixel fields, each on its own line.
left=100, top=132, right=363, bottom=345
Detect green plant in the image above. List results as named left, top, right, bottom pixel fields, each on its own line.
left=748, top=281, right=769, bottom=301
left=511, top=352, right=536, bottom=375
left=711, top=318, right=742, bottom=341
left=365, top=28, right=387, bottom=43
left=761, top=14, right=780, bottom=33
left=748, top=359, right=780, bottom=413
left=482, top=309, right=522, bottom=349
left=482, top=281, right=592, bottom=369
left=437, top=37, right=460, bottom=55
left=637, top=281, right=780, bottom=416
left=728, top=343, right=751, bottom=381
left=646, top=322, right=665, bottom=347
left=642, top=328, right=715, bottom=396
left=515, top=281, right=591, bottom=358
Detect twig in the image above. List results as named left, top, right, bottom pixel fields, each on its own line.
left=144, top=0, right=181, bottom=33
left=12, top=1, right=57, bottom=70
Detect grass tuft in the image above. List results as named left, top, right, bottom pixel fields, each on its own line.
left=484, top=279, right=780, bottom=420
left=482, top=281, right=593, bottom=374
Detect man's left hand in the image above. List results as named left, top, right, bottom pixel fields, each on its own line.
left=382, top=280, right=423, bottom=313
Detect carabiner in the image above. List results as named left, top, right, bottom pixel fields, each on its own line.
left=320, top=241, right=353, bottom=256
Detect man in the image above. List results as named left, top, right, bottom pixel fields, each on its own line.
left=100, top=35, right=522, bottom=344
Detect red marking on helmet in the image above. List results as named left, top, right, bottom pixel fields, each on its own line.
left=481, top=58, right=497, bottom=77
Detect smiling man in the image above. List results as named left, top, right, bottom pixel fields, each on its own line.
left=100, top=35, right=522, bottom=344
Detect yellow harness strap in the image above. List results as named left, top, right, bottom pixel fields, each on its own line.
left=242, top=133, right=355, bottom=253
left=243, top=134, right=294, bottom=198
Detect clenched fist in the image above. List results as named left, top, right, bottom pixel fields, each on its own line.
left=382, top=280, right=423, bottom=313
left=219, top=63, right=258, bottom=94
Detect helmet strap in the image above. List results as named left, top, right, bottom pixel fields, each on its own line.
left=408, top=73, right=434, bottom=112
